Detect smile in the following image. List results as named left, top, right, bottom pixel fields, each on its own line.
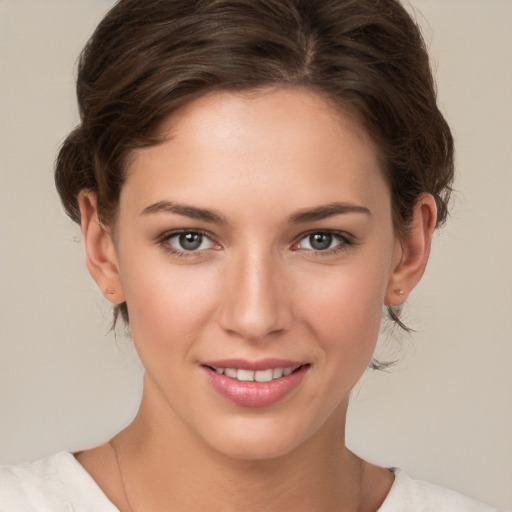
left=201, top=360, right=310, bottom=407
left=209, top=366, right=297, bottom=382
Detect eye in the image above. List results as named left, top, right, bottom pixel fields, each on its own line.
left=161, top=230, right=217, bottom=254
left=294, top=231, right=351, bottom=253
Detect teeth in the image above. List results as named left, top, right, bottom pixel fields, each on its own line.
left=212, top=366, right=298, bottom=382
left=254, top=369, right=273, bottom=382
left=272, top=368, right=284, bottom=379
left=237, top=369, right=255, bottom=381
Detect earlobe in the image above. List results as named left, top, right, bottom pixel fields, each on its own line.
left=78, top=191, right=125, bottom=304
left=385, top=194, right=437, bottom=306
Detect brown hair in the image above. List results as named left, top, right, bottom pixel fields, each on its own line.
left=55, top=0, right=454, bottom=336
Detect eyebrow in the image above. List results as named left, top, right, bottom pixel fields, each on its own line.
left=141, top=201, right=226, bottom=224
left=141, top=200, right=371, bottom=225
left=288, top=202, right=371, bottom=223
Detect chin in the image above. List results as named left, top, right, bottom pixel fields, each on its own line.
left=200, top=414, right=324, bottom=462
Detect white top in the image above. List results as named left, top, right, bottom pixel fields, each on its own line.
left=0, top=452, right=503, bottom=511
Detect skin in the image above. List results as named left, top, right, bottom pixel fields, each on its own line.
left=76, top=88, right=436, bottom=511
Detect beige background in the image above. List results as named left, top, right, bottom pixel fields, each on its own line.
left=0, top=0, right=511, bottom=509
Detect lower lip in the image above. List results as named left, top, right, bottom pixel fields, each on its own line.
left=202, top=366, right=309, bottom=408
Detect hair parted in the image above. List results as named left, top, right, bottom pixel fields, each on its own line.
left=55, top=0, right=454, bottom=336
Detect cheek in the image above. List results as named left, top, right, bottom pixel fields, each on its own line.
left=118, top=251, right=218, bottom=351
left=297, top=262, right=388, bottom=359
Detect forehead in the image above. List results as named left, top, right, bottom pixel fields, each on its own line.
left=122, top=88, right=389, bottom=217
left=156, top=87, right=372, bottom=160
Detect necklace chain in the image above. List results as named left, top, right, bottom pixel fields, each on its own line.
left=110, top=439, right=136, bottom=512
left=109, top=439, right=366, bottom=512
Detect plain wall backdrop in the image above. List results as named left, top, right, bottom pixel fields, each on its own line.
left=0, top=0, right=511, bottom=509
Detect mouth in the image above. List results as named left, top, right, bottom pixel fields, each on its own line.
left=201, top=360, right=310, bottom=407
left=203, top=364, right=306, bottom=383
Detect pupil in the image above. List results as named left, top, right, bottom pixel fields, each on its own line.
left=310, top=233, right=332, bottom=250
left=179, top=232, right=202, bottom=250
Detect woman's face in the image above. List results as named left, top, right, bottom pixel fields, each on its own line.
left=110, top=88, right=401, bottom=459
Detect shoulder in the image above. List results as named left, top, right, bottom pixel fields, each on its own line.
left=0, top=452, right=117, bottom=512
left=379, top=469, right=504, bottom=512
left=0, top=453, right=71, bottom=511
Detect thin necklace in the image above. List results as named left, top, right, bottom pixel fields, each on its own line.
left=110, top=439, right=136, bottom=512
left=109, top=439, right=366, bottom=512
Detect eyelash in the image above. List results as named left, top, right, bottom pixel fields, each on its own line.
left=291, top=230, right=354, bottom=256
left=158, top=229, right=354, bottom=258
left=159, top=229, right=218, bottom=258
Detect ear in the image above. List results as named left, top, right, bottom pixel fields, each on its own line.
left=78, top=191, right=125, bottom=304
left=385, top=193, right=437, bottom=305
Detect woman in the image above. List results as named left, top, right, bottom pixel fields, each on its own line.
left=0, top=0, right=505, bottom=510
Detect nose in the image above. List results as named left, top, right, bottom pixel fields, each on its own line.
left=217, top=249, right=293, bottom=342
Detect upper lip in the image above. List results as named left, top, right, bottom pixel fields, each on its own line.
left=201, top=358, right=306, bottom=371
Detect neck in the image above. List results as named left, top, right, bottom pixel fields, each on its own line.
left=111, top=380, right=365, bottom=512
